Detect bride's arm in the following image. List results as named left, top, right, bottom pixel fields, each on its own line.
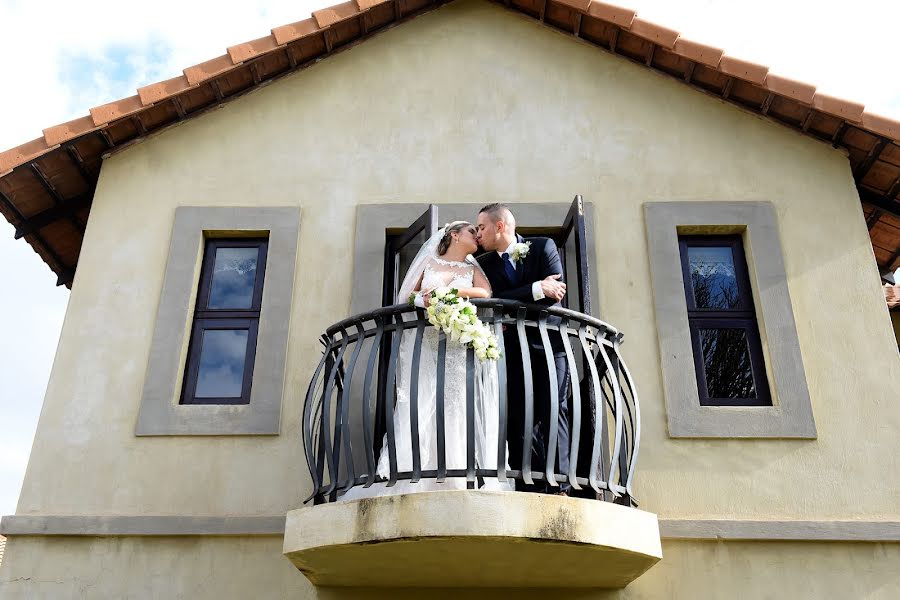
left=455, top=268, right=491, bottom=299
left=412, top=271, right=425, bottom=293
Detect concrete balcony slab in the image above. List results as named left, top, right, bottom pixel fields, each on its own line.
left=283, top=490, right=661, bottom=588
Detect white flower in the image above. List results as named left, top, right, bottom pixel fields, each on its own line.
left=510, top=241, right=532, bottom=263
left=420, top=290, right=500, bottom=361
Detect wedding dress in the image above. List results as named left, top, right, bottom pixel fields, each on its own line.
left=340, top=226, right=512, bottom=501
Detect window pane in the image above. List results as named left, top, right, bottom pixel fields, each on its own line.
left=688, top=246, right=740, bottom=309
left=195, top=329, right=249, bottom=398
left=699, top=328, right=756, bottom=399
left=208, top=247, right=259, bottom=309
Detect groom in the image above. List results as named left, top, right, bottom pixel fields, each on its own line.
left=475, top=203, right=571, bottom=495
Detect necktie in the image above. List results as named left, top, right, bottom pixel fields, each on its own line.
left=501, top=253, right=518, bottom=283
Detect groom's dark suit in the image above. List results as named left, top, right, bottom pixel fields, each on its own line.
left=477, top=235, right=571, bottom=493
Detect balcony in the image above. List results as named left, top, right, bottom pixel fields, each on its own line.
left=284, top=300, right=661, bottom=589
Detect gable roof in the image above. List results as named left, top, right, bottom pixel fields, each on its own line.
left=2, top=0, right=900, bottom=287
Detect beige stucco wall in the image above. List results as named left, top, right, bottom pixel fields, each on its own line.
left=2, top=536, right=899, bottom=598
left=4, top=0, right=900, bottom=594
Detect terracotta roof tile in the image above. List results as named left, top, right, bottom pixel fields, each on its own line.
left=137, top=75, right=193, bottom=106
left=313, top=1, right=361, bottom=28
left=89, top=95, right=145, bottom=126
left=672, top=38, right=723, bottom=68
left=556, top=0, right=592, bottom=12
left=862, top=112, right=900, bottom=140
left=813, top=92, right=865, bottom=123
left=719, top=55, right=768, bottom=85
left=183, top=54, right=236, bottom=86
left=764, top=73, right=816, bottom=104
left=586, top=1, right=635, bottom=28
left=627, top=17, right=679, bottom=49
left=271, top=17, right=321, bottom=45
left=885, top=284, right=900, bottom=309
left=227, top=35, right=281, bottom=64
left=42, top=115, right=97, bottom=146
left=3, top=0, right=900, bottom=286
left=0, top=137, right=54, bottom=173
left=358, top=0, right=392, bottom=9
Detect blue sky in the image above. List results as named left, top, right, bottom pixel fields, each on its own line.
left=1, top=0, right=899, bottom=517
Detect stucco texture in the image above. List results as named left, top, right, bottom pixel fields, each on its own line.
left=5, top=0, right=900, bottom=593
left=2, top=536, right=898, bottom=598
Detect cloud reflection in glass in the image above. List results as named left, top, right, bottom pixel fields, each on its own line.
left=195, top=329, right=249, bottom=398
left=208, top=247, right=259, bottom=309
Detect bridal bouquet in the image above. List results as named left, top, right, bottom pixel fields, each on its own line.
left=412, top=288, right=500, bottom=361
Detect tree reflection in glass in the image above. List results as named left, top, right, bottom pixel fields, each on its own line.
left=208, top=247, right=259, bottom=309
left=698, top=328, right=756, bottom=399
left=688, top=247, right=739, bottom=309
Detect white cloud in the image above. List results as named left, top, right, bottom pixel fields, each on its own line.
left=626, top=0, right=900, bottom=118
left=0, top=0, right=898, bottom=517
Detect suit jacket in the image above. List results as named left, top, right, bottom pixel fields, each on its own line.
left=477, top=235, right=565, bottom=353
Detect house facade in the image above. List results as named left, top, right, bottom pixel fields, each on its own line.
left=1, top=0, right=899, bottom=597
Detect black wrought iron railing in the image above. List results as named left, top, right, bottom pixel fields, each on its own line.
left=302, top=299, right=640, bottom=506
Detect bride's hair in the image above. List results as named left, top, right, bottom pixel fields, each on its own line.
left=437, top=221, right=471, bottom=256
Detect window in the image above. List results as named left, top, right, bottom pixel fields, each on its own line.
left=644, top=202, right=814, bottom=438
left=136, top=206, right=299, bottom=436
left=678, top=235, right=770, bottom=406
left=180, top=238, right=268, bottom=405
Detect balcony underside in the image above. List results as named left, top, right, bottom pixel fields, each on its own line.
left=283, top=490, right=661, bottom=588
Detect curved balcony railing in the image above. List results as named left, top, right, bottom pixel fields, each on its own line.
left=302, top=299, right=640, bottom=506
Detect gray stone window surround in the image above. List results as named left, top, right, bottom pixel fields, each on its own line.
left=644, top=201, right=816, bottom=438
left=351, top=203, right=600, bottom=315
left=135, top=206, right=300, bottom=436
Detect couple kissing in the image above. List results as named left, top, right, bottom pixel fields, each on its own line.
left=341, top=203, right=572, bottom=501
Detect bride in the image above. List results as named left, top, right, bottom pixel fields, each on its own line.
left=341, top=221, right=512, bottom=500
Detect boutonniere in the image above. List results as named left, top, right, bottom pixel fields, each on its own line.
left=510, top=241, right=531, bottom=263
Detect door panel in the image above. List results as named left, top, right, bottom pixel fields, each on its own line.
left=375, top=205, right=439, bottom=455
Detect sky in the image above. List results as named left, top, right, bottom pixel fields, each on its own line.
left=1, top=0, right=899, bottom=518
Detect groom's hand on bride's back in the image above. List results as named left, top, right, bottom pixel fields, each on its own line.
left=540, top=273, right=566, bottom=301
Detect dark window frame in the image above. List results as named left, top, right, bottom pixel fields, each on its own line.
left=180, top=237, right=268, bottom=405
left=678, top=235, right=771, bottom=407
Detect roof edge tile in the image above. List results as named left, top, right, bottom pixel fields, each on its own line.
left=556, top=0, right=591, bottom=12
left=627, top=17, right=679, bottom=49
left=719, top=55, right=768, bottom=85
left=138, top=75, right=193, bottom=106
left=313, top=0, right=361, bottom=28
left=813, top=92, right=865, bottom=123
left=89, top=95, right=145, bottom=127
left=43, top=115, right=97, bottom=146
left=271, top=18, right=321, bottom=45
left=0, top=0, right=898, bottom=183
left=183, top=54, right=236, bottom=87
left=672, top=38, right=723, bottom=68
left=764, top=73, right=816, bottom=104
left=885, top=283, right=900, bottom=309
left=586, top=1, right=635, bottom=27
left=357, top=0, right=392, bottom=8
left=861, top=112, right=900, bottom=140
left=0, top=137, right=54, bottom=175
left=228, top=35, right=281, bottom=64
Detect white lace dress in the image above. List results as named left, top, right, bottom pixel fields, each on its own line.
left=341, top=257, right=512, bottom=500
